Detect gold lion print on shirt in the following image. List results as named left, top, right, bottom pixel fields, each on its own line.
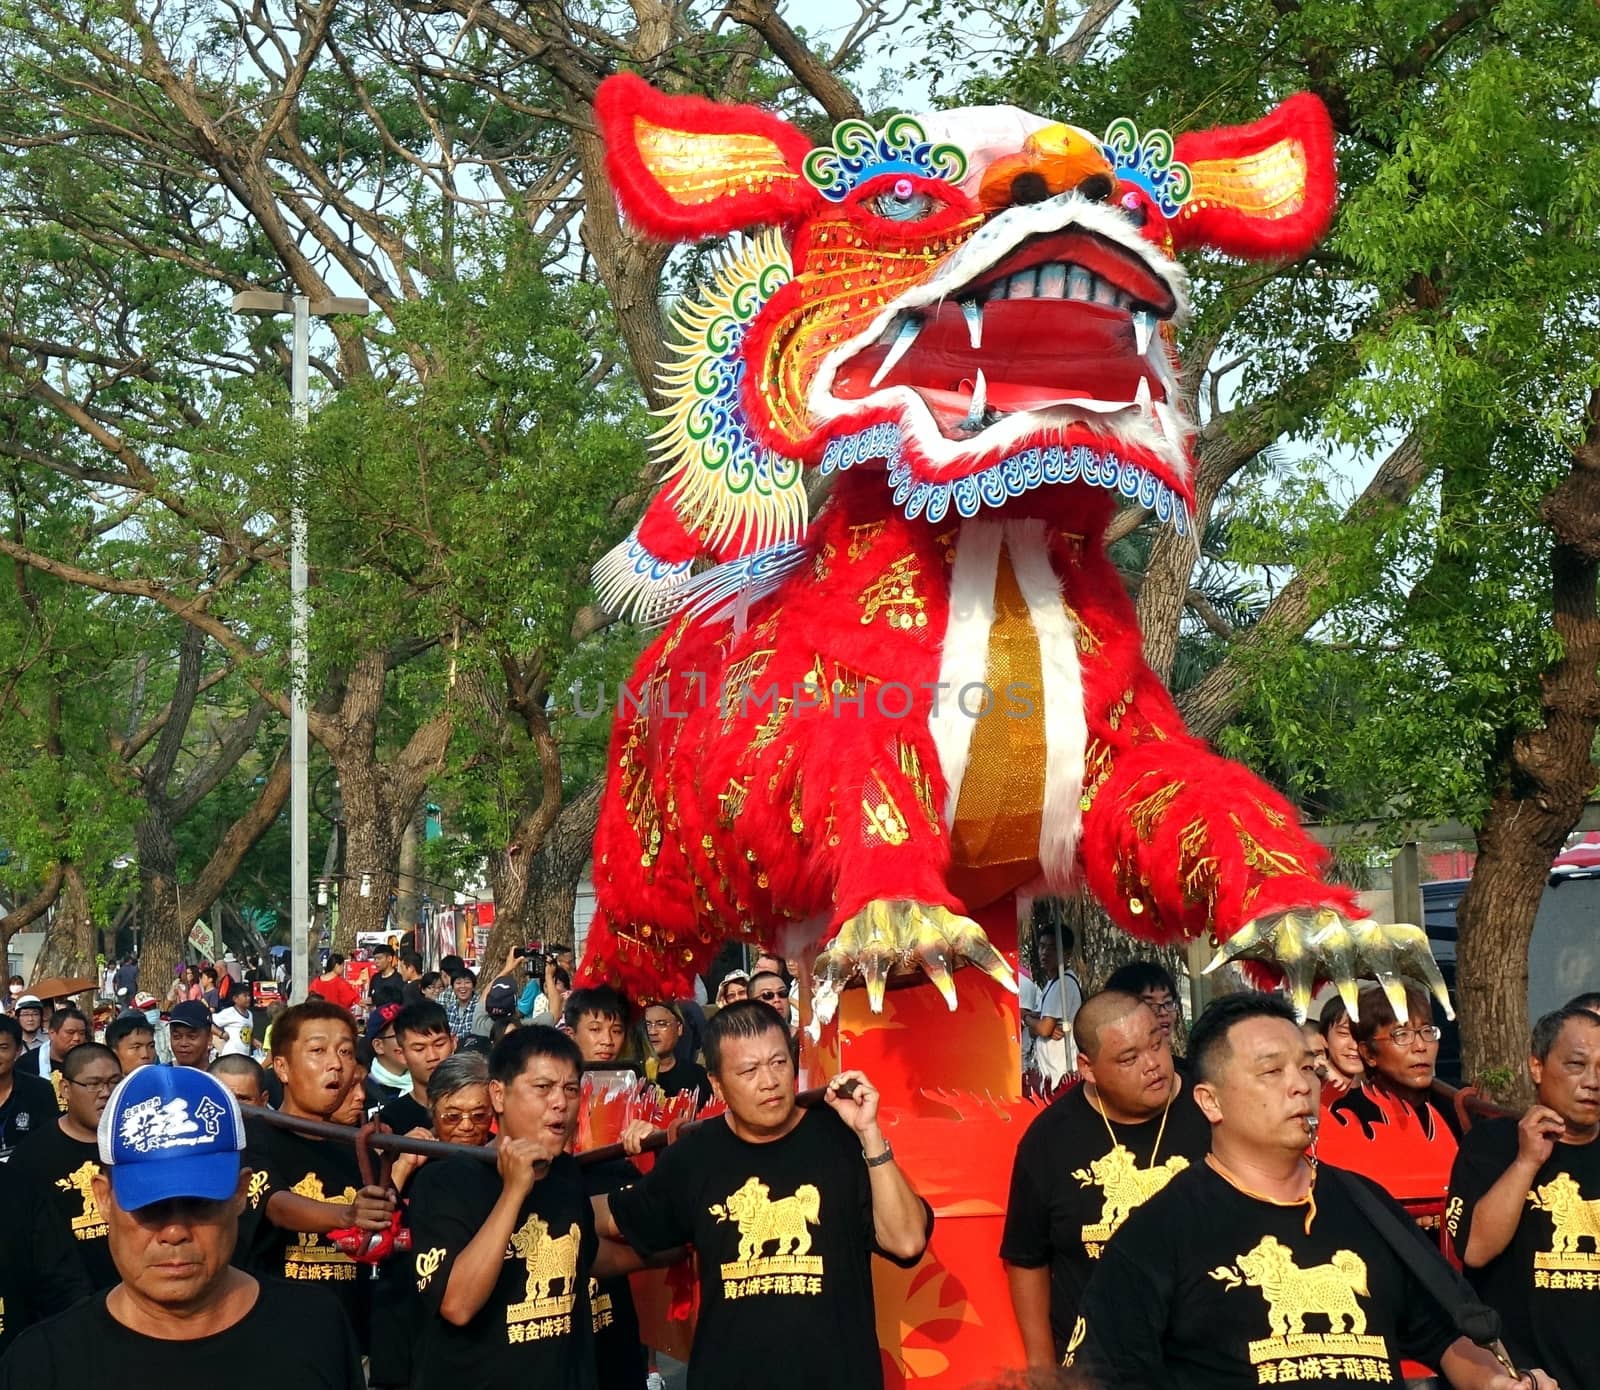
left=1073, top=1144, right=1189, bottom=1255
left=1529, top=1174, right=1600, bottom=1282
left=502, top=1213, right=581, bottom=1343
left=55, top=1160, right=107, bottom=1240
left=1209, top=1236, right=1394, bottom=1384
left=281, top=1172, right=359, bottom=1280
left=247, top=1170, right=270, bottom=1209
left=590, top=1277, right=615, bottom=1333
left=708, top=1177, right=824, bottom=1298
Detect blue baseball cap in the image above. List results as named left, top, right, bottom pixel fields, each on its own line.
left=96, top=1066, right=245, bottom=1211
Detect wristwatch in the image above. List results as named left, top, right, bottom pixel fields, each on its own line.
left=864, top=1141, right=894, bottom=1168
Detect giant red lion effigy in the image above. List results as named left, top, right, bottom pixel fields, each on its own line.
left=575, top=74, right=1453, bottom=1382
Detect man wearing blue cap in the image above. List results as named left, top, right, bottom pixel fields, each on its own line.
left=0, top=1065, right=362, bottom=1387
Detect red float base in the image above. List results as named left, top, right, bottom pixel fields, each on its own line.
left=803, top=899, right=1034, bottom=1386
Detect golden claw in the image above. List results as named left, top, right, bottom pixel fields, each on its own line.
left=1203, top=909, right=1454, bottom=1024
left=811, top=899, right=1017, bottom=1026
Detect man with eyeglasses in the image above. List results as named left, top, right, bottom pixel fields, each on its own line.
left=1317, top=983, right=1460, bottom=1213
left=643, top=1002, right=712, bottom=1108
left=8, top=1041, right=123, bottom=1291
left=407, top=1026, right=620, bottom=1388
left=1104, top=960, right=1184, bottom=1054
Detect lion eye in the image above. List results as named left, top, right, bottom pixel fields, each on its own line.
left=873, top=177, right=937, bottom=222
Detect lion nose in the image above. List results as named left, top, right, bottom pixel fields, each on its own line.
left=978, top=122, right=1115, bottom=214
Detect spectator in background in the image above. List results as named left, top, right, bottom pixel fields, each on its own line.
left=4, top=976, right=23, bottom=1014
left=714, top=971, right=749, bottom=1008
left=397, top=949, right=426, bottom=1007
left=209, top=1055, right=270, bottom=1109
left=1447, top=1004, right=1600, bottom=1390
left=438, top=954, right=465, bottom=980
left=643, top=1002, right=711, bottom=1107
left=165, top=966, right=199, bottom=1008
left=200, top=967, right=222, bottom=1012
left=563, top=986, right=626, bottom=1064
left=166, top=1001, right=214, bottom=1071
left=19, top=1006, right=89, bottom=1100
left=419, top=971, right=445, bottom=1003
left=106, top=1014, right=157, bottom=1077
left=0, top=1014, right=58, bottom=1161
left=110, top=957, right=138, bottom=1009
left=363, top=1005, right=410, bottom=1113
left=212, top=980, right=257, bottom=1059
left=307, top=954, right=359, bottom=1013
left=8, top=1041, right=123, bottom=1290
left=0, top=1065, right=363, bottom=1390
left=1318, top=993, right=1366, bottom=1091
left=15, top=995, right=44, bottom=1052
left=1028, top=923, right=1080, bottom=1091
left=749, top=971, right=790, bottom=1022
left=367, top=945, right=405, bottom=1011
left=379, top=1001, right=456, bottom=1135
left=529, top=966, right=571, bottom=1026
left=1103, top=960, right=1181, bottom=1053
left=444, top=970, right=478, bottom=1041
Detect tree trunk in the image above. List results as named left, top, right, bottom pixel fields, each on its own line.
left=135, top=812, right=186, bottom=989
left=331, top=756, right=400, bottom=950
left=1456, top=390, right=1600, bottom=1105
left=395, top=811, right=422, bottom=943
left=525, top=782, right=602, bottom=950
left=30, top=862, right=96, bottom=1008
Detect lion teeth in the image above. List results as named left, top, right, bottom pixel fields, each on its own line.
left=870, top=316, right=921, bottom=388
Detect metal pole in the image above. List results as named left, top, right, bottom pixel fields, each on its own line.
left=290, top=294, right=310, bottom=1004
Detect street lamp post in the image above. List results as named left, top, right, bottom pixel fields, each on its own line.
left=231, top=290, right=369, bottom=1003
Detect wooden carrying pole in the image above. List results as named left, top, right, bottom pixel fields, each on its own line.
left=239, top=1081, right=848, bottom=1170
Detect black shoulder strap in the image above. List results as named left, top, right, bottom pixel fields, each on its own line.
left=1322, top=1165, right=1504, bottom=1351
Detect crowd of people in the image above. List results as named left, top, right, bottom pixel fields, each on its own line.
left=0, top=939, right=1596, bottom=1390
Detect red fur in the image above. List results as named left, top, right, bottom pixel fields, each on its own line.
left=1172, top=93, right=1337, bottom=260
left=594, top=73, right=818, bottom=242
left=581, top=471, right=1360, bottom=1003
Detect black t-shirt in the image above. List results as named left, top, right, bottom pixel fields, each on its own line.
left=583, top=1156, right=647, bottom=1390
left=0, top=1072, right=60, bottom=1162
left=370, top=973, right=405, bottom=1010
left=378, top=1093, right=430, bottom=1136
left=1073, top=1160, right=1458, bottom=1390
left=0, top=1278, right=363, bottom=1390
left=408, top=1151, right=598, bottom=1390
left=363, top=1072, right=406, bottom=1116
left=608, top=1105, right=930, bottom=1390
left=8, top=1121, right=118, bottom=1291
left=1001, top=1081, right=1213, bottom=1352
left=241, top=1117, right=371, bottom=1346
left=654, top=1060, right=712, bottom=1109
left=0, top=1163, right=92, bottom=1359
left=1446, top=1117, right=1600, bottom=1390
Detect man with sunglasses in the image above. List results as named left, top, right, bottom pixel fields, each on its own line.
left=8, top=1041, right=123, bottom=1291
left=749, top=971, right=792, bottom=1022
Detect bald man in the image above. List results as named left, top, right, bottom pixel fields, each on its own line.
left=1001, top=990, right=1210, bottom=1369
